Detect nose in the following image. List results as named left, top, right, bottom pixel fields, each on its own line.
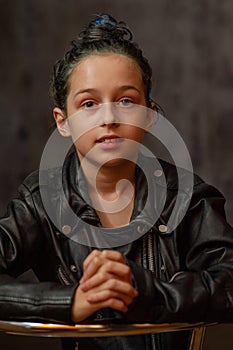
left=99, top=103, right=118, bottom=126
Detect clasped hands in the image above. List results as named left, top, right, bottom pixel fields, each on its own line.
left=71, top=249, right=138, bottom=322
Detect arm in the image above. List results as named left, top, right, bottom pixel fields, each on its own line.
left=125, top=182, right=233, bottom=323
left=0, top=183, right=77, bottom=323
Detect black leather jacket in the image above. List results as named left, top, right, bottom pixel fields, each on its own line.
left=0, top=152, right=233, bottom=350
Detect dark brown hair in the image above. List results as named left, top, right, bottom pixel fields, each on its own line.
left=50, top=13, right=153, bottom=113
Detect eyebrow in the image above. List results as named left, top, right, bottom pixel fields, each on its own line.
left=119, top=85, right=141, bottom=93
left=74, top=85, right=141, bottom=97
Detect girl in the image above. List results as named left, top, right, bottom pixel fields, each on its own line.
left=0, top=13, right=233, bottom=350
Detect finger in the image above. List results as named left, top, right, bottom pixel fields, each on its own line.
left=81, top=270, right=130, bottom=291
left=80, top=271, right=112, bottom=291
left=92, top=297, right=128, bottom=313
left=83, top=257, right=131, bottom=282
left=81, top=250, right=109, bottom=283
left=101, top=250, right=126, bottom=264
left=86, top=290, right=134, bottom=305
left=100, top=260, right=131, bottom=279
left=83, top=250, right=125, bottom=272
left=104, top=278, right=138, bottom=298
left=83, top=277, right=138, bottom=300
left=81, top=262, right=132, bottom=290
left=83, top=249, right=101, bottom=271
left=82, top=254, right=106, bottom=281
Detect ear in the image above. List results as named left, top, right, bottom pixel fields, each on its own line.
left=53, top=107, right=71, bottom=137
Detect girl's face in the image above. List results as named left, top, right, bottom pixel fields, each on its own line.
left=54, top=53, right=153, bottom=168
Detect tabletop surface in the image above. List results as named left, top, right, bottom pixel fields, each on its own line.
left=0, top=320, right=208, bottom=338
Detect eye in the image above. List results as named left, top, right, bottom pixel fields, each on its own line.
left=119, top=99, right=134, bottom=106
left=81, top=101, right=97, bottom=109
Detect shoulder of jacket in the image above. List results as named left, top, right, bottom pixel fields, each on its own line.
left=19, top=167, right=63, bottom=196
left=142, top=156, right=203, bottom=190
left=154, top=158, right=224, bottom=200
left=160, top=159, right=203, bottom=188
left=18, top=170, right=40, bottom=194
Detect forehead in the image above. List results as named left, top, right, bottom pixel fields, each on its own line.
left=69, top=53, right=144, bottom=88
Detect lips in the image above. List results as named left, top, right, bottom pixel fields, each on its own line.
left=96, top=135, right=122, bottom=143
left=96, top=135, right=123, bottom=149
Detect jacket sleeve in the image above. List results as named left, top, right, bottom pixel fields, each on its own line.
left=125, top=182, right=233, bottom=324
left=0, top=182, right=78, bottom=323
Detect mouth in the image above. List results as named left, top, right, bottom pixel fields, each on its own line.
left=96, top=135, right=123, bottom=149
left=96, top=136, right=122, bottom=143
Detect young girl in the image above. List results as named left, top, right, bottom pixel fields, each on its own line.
left=0, top=13, right=233, bottom=350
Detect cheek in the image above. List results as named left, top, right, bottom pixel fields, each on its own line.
left=73, top=134, right=91, bottom=159
left=72, top=122, right=97, bottom=151
left=68, top=114, right=96, bottom=144
left=121, top=125, right=146, bottom=142
left=121, top=107, right=150, bottom=131
left=72, top=131, right=94, bottom=151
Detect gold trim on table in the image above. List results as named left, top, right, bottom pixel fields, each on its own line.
left=0, top=320, right=213, bottom=338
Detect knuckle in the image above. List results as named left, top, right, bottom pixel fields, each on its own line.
left=115, top=251, right=122, bottom=260
left=94, top=256, right=100, bottom=264
left=102, top=249, right=109, bottom=257
left=106, top=260, right=113, bottom=270
left=108, top=278, right=117, bottom=289
left=108, top=298, right=116, bottom=307
left=105, top=290, right=112, bottom=298
left=93, top=249, right=100, bottom=256
left=124, top=265, right=130, bottom=274
left=124, top=283, right=130, bottom=293
left=102, top=250, right=123, bottom=261
left=99, top=271, right=105, bottom=282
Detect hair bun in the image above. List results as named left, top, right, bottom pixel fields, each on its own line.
left=79, top=13, right=133, bottom=43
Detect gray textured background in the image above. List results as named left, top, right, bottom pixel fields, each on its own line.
left=0, top=0, right=232, bottom=349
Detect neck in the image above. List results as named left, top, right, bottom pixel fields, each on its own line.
left=80, top=158, right=137, bottom=227
left=81, top=159, right=136, bottom=198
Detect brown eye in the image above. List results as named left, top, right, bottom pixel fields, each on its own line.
left=83, top=101, right=96, bottom=108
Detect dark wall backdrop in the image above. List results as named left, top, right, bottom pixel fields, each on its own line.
left=0, top=0, right=232, bottom=349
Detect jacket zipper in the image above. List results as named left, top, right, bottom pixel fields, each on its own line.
left=58, top=265, right=72, bottom=286
left=148, top=229, right=155, bottom=272
left=147, top=229, right=157, bottom=350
